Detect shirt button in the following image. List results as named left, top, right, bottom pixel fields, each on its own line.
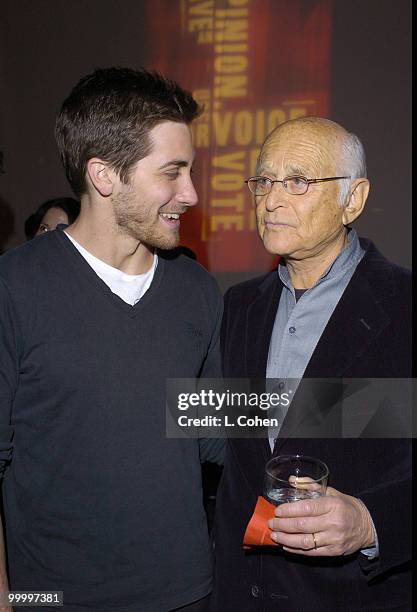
left=278, top=381, right=285, bottom=390
left=250, top=585, right=260, bottom=598
left=289, top=326, right=296, bottom=334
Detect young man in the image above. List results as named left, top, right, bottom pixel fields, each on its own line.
left=0, top=67, right=223, bottom=611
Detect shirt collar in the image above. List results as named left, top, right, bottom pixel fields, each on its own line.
left=278, top=228, right=364, bottom=291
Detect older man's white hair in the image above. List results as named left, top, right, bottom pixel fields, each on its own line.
left=337, top=130, right=367, bottom=207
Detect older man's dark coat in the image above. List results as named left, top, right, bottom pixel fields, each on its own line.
left=211, top=239, right=411, bottom=611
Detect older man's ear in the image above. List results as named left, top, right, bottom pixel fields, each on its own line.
left=342, top=179, right=370, bottom=225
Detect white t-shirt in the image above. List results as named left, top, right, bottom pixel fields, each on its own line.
left=65, top=232, right=157, bottom=306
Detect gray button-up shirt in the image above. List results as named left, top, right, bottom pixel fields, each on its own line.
left=267, top=228, right=364, bottom=441
left=266, top=229, right=377, bottom=556
left=267, top=229, right=364, bottom=379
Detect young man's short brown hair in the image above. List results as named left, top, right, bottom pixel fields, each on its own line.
left=55, top=67, right=201, bottom=197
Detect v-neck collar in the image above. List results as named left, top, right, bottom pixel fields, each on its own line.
left=54, top=229, right=164, bottom=318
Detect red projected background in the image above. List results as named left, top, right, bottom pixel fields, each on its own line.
left=144, top=0, right=332, bottom=272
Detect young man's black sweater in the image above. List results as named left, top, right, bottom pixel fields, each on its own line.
left=0, top=230, right=223, bottom=611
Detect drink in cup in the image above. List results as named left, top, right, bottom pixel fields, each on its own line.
left=264, top=454, right=329, bottom=506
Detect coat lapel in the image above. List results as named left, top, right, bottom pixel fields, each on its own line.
left=244, top=274, right=282, bottom=463
left=245, top=274, right=282, bottom=378
left=274, top=248, right=393, bottom=453
left=303, top=263, right=390, bottom=378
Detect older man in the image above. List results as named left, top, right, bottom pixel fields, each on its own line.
left=211, top=118, right=411, bottom=611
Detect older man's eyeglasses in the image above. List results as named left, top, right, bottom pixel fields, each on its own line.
left=245, top=175, right=351, bottom=197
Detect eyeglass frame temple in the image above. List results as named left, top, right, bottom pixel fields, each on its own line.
left=244, top=175, right=351, bottom=193
left=307, top=176, right=351, bottom=184
left=244, top=176, right=350, bottom=185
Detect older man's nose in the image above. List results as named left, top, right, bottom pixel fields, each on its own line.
left=265, top=183, right=289, bottom=211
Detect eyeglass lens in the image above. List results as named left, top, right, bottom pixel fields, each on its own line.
left=248, top=177, right=308, bottom=196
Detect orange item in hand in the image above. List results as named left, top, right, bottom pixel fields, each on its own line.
left=243, top=496, right=279, bottom=548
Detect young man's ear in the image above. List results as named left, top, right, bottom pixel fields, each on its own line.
left=342, top=178, right=370, bottom=225
left=86, top=158, right=116, bottom=197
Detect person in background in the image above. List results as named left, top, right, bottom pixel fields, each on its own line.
left=24, top=197, right=80, bottom=239
left=0, top=67, right=223, bottom=612
left=212, top=117, right=411, bottom=611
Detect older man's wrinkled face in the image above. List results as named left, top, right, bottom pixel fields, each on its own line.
left=255, top=124, right=347, bottom=260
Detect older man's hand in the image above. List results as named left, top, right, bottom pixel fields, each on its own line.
left=267, top=486, right=375, bottom=556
